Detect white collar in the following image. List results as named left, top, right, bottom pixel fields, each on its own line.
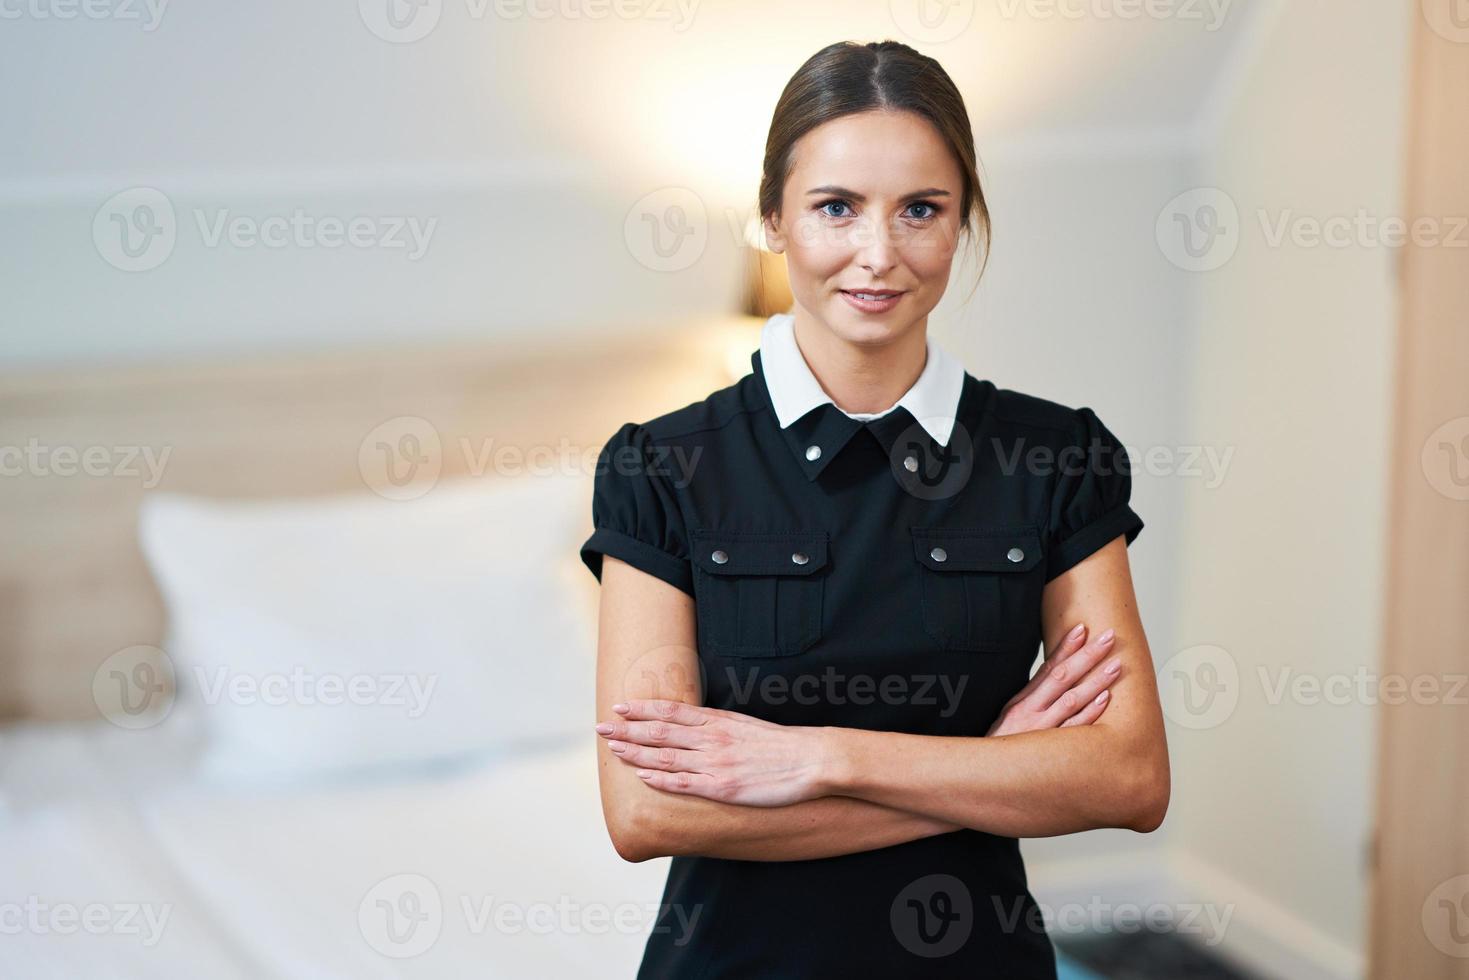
left=758, top=311, right=966, bottom=447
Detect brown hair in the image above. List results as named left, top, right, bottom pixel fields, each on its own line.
left=758, top=40, right=991, bottom=301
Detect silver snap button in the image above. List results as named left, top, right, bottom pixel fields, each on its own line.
left=711, top=549, right=729, bottom=564
left=930, top=546, right=947, bottom=563
left=1007, top=547, right=1025, bottom=563
left=791, top=551, right=809, bottom=565
left=903, top=455, right=918, bottom=472
left=805, top=445, right=822, bottom=462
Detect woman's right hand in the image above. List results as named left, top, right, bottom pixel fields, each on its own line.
left=985, top=624, right=1121, bottom=737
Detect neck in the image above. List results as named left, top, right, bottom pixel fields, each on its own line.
left=790, top=307, right=929, bottom=415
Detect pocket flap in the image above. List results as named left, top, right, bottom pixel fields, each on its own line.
left=910, top=524, right=1043, bottom=572
left=691, top=529, right=829, bottom=576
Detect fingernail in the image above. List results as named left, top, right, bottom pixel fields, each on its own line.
left=1099, top=629, right=1115, bottom=645
left=1105, top=658, right=1121, bottom=674
left=612, top=703, right=629, bottom=713
left=1068, top=623, right=1085, bottom=639
left=1095, top=690, right=1109, bottom=703
left=594, top=723, right=614, bottom=735
left=607, top=741, right=625, bottom=752
left=636, top=770, right=653, bottom=778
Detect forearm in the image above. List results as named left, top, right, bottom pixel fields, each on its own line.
left=627, top=790, right=962, bottom=862
left=823, top=724, right=1168, bottom=837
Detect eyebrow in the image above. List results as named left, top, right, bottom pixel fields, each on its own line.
left=805, top=185, right=952, bottom=202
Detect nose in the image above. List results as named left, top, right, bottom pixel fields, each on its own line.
left=854, top=215, right=899, bottom=279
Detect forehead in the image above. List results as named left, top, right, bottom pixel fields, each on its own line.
left=786, top=111, right=960, bottom=194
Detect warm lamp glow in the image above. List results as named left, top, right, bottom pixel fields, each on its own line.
left=741, top=216, right=793, bottom=318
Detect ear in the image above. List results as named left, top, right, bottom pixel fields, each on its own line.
left=762, top=213, right=787, bottom=255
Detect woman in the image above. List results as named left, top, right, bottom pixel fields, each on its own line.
left=580, top=39, right=1169, bottom=979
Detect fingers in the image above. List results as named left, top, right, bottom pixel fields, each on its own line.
left=1030, top=627, right=1117, bottom=713
left=612, top=699, right=711, bottom=725
left=1059, top=689, right=1111, bottom=728
left=1003, top=624, right=1089, bottom=710
left=594, top=698, right=711, bottom=748
left=595, top=718, right=703, bottom=749
left=1047, top=622, right=1090, bottom=666
left=604, top=739, right=703, bottom=773
left=631, top=768, right=720, bottom=796
left=1040, top=647, right=1123, bottom=727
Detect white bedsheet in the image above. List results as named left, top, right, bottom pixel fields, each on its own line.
left=0, top=720, right=671, bottom=978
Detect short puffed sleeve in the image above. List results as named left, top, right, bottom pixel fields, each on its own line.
left=579, top=422, right=694, bottom=597
left=1044, top=406, right=1145, bottom=582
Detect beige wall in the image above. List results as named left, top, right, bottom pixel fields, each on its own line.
left=1171, top=0, right=1412, bottom=970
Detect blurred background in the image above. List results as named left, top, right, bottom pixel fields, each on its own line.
left=1, top=1, right=1466, bottom=977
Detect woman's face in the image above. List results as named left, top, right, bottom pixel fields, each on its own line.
left=764, top=109, right=965, bottom=347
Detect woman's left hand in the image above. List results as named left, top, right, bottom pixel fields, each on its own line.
left=593, top=699, right=829, bottom=807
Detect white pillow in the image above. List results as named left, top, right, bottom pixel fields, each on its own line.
left=137, top=471, right=596, bottom=785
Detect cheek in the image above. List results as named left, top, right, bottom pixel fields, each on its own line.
left=785, top=221, right=851, bottom=283
left=899, top=231, right=958, bottom=283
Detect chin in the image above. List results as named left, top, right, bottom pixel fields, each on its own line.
left=826, top=304, right=915, bottom=346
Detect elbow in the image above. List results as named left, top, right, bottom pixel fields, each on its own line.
left=608, top=810, right=651, bottom=863
left=1124, top=760, right=1171, bottom=834
left=606, top=800, right=665, bottom=863
left=612, top=832, right=652, bottom=864
left=611, top=828, right=652, bottom=863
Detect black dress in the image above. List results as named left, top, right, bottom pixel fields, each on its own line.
left=580, top=349, right=1144, bottom=979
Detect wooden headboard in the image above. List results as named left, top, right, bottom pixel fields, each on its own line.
left=0, top=315, right=757, bottom=721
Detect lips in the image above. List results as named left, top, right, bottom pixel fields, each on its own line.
left=839, top=289, right=905, bottom=314
left=841, top=289, right=904, bottom=298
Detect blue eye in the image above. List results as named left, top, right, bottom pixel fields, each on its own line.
left=817, top=198, right=941, bottom=220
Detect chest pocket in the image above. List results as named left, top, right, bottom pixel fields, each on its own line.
left=691, top=529, right=828, bottom=658
left=910, top=524, right=1045, bottom=654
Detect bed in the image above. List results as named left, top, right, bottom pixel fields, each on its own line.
left=0, top=717, right=672, bottom=977
left=0, top=320, right=745, bottom=977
